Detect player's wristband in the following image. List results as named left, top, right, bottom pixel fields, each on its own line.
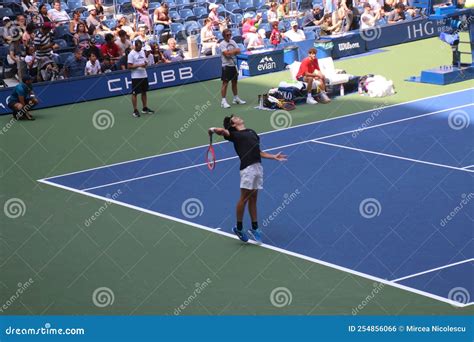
left=209, top=127, right=217, bottom=133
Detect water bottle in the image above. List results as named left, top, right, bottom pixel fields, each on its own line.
left=340, top=84, right=344, bottom=97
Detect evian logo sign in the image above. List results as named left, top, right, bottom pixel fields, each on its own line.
left=257, top=56, right=277, bottom=71
left=338, top=42, right=360, bottom=51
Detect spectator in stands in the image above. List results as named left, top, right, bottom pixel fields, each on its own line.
left=219, top=28, right=245, bottom=109
left=269, top=20, right=282, bottom=46
left=153, top=3, right=171, bottom=29
left=242, top=13, right=262, bottom=41
left=134, top=0, right=152, bottom=32
left=38, top=4, right=51, bottom=24
left=115, top=30, right=132, bottom=55
left=64, top=48, right=87, bottom=78
left=22, top=22, right=36, bottom=47
left=94, top=0, right=106, bottom=21
left=74, top=22, right=91, bottom=50
left=86, top=5, right=110, bottom=34
left=69, top=10, right=84, bottom=34
left=48, top=1, right=70, bottom=25
left=34, top=22, right=58, bottom=65
left=101, top=33, right=121, bottom=62
left=209, top=3, right=228, bottom=32
left=247, top=28, right=266, bottom=50
left=151, top=43, right=165, bottom=64
left=335, top=0, right=354, bottom=32
left=116, top=47, right=131, bottom=70
left=360, top=3, right=382, bottom=29
left=116, top=16, right=136, bottom=39
left=163, top=38, right=184, bottom=62
left=284, top=21, right=306, bottom=42
left=1, top=17, right=14, bottom=44
left=16, top=15, right=27, bottom=34
left=85, top=52, right=101, bottom=75
left=387, top=3, right=405, bottom=23
left=267, top=2, right=279, bottom=22
left=144, top=45, right=154, bottom=65
left=319, top=13, right=342, bottom=35
left=128, top=39, right=154, bottom=117
left=8, top=39, right=25, bottom=80
left=200, top=18, right=218, bottom=56
left=277, top=0, right=290, bottom=19
left=24, top=46, right=37, bottom=79
left=101, top=55, right=114, bottom=72
left=133, top=25, right=149, bottom=44
left=7, top=75, right=38, bottom=121
left=303, top=4, right=324, bottom=27
left=296, top=47, right=330, bottom=104
left=22, top=0, right=39, bottom=15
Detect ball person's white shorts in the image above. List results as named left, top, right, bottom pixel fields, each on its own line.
left=240, top=163, right=263, bottom=190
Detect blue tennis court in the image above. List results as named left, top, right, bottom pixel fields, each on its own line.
left=39, top=88, right=474, bottom=307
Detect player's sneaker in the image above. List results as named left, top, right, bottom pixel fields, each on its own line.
left=318, top=91, right=331, bottom=104
left=306, top=96, right=318, bottom=104
left=221, top=99, right=231, bottom=109
left=132, top=109, right=140, bottom=118
left=142, top=107, right=155, bottom=114
left=233, top=227, right=249, bottom=242
left=232, top=97, right=246, bottom=104
left=248, top=228, right=263, bottom=245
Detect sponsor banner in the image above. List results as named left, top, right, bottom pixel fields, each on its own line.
left=365, top=18, right=446, bottom=50
left=237, top=49, right=285, bottom=76
left=321, top=31, right=367, bottom=59
left=0, top=56, right=221, bottom=115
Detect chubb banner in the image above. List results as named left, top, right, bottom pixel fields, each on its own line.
left=0, top=56, right=221, bottom=115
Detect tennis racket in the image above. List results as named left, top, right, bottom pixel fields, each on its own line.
left=206, top=134, right=216, bottom=170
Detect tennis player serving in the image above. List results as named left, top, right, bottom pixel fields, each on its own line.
left=208, top=115, right=287, bottom=244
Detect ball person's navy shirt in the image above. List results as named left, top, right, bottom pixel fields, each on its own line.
left=225, top=129, right=262, bottom=170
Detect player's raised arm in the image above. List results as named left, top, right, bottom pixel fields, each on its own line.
left=208, top=127, right=230, bottom=138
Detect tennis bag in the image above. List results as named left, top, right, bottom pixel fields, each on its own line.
left=276, top=86, right=307, bottom=104
left=260, top=94, right=296, bottom=111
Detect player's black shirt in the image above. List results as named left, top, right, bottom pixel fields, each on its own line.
left=225, top=129, right=262, bottom=170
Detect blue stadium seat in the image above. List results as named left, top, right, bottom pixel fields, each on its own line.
left=179, top=8, right=197, bottom=21
left=60, top=2, right=69, bottom=11
left=67, top=0, right=83, bottom=10
left=175, top=0, right=192, bottom=9
left=304, top=30, right=315, bottom=39
left=253, top=0, right=267, bottom=9
left=148, top=2, right=161, bottom=10
left=239, top=0, right=255, bottom=12
left=230, top=27, right=242, bottom=43
left=54, top=25, right=72, bottom=40
left=225, top=2, right=242, bottom=13
left=118, top=2, right=135, bottom=14
left=184, top=20, right=200, bottom=35
left=197, top=18, right=206, bottom=27
left=229, top=13, right=242, bottom=27
left=170, top=22, right=185, bottom=38
left=0, top=7, right=14, bottom=19
left=169, top=10, right=183, bottom=22
left=193, top=6, right=207, bottom=19
left=259, top=22, right=271, bottom=33
left=216, top=4, right=226, bottom=15
left=256, top=9, right=267, bottom=22
left=237, top=43, right=246, bottom=52
left=102, top=18, right=117, bottom=29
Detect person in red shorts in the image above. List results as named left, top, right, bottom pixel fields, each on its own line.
left=296, top=48, right=331, bottom=104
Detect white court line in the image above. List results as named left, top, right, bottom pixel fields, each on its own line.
left=312, top=140, right=474, bottom=173
left=80, top=103, right=474, bottom=192
left=36, top=177, right=474, bottom=307
left=39, top=88, right=473, bottom=181
left=462, top=165, right=474, bottom=169
left=392, top=258, right=474, bottom=283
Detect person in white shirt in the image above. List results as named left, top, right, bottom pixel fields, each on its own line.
left=115, top=29, right=132, bottom=55
left=48, top=1, right=70, bottom=25
left=360, top=3, right=382, bottom=29
left=144, top=44, right=154, bottom=65
left=127, top=39, right=154, bottom=117
left=200, top=18, right=218, bottom=56
left=284, top=21, right=306, bottom=42
left=85, top=52, right=101, bottom=75
left=246, top=29, right=266, bottom=50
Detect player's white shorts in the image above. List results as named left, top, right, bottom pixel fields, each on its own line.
left=240, top=163, right=263, bottom=190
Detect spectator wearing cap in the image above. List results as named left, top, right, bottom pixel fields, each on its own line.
left=2, top=17, right=13, bottom=44
left=267, top=2, right=278, bottom=22
left=86, top=5, right=109, bottom=33
left=163, top=38, right=185, bottom=63
left=7, top=75, right=38, bottom=121
left=200, top=18, right=218, bottom=56
left=360, top=3, right=383, bottom=29
left=284, top=21, right=306, bottom=42
left=115, top=30, right=132, bottom=56
left=242, top=12, right=261, bottom=41
left=64, top=48, right=87, bottom=78
left=246, top=28, right=266, bottom=50
left=144, top=45, right=155, bottom=65
left=208, top=3, right=228, bottom=31
left=303, top=5, right=324, bottom=27
left=387, top=3, right=406, bottom=23
left=101, top=33, right=121, bottom=62
left=319, top=13, right=342, bottom=36
left=34, top=22, right=58, bottom=64
left=48, top=0, right=70, bottom=25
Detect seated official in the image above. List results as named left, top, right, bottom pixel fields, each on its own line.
left=7, top=75, right=38, bottom=121
left=163, top=38, right=185, bottom=62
